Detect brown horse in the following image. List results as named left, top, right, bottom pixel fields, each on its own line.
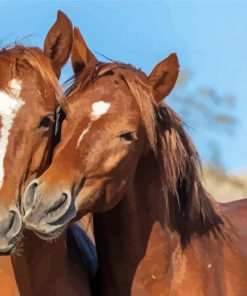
left=0, top=14, right=94, bottom=296
left=23, top=28, right=247, bottom=295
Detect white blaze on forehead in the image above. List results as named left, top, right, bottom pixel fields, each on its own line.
left=91, top=100, right=111, bottom=120
left=9, top=79, right=22, bottom=97
left=0, top=79, right=25, bottom=189
left=77, top=100, right=111, bottom=148
left=76, top=123, right=92, bottom=148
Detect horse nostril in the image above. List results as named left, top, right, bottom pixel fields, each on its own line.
left=6, top=210, right=22, bottom=239
left=23, top=180, right=39, bottom=212
left=47, top=193, right=68, bottom=217
left=7, top=212, right=15, bottom=232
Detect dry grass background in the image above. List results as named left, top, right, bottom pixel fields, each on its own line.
left=202, top=166, right=247, bottom=203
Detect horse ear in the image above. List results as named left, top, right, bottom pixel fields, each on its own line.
left=71, top=27, right=97, bottom=74
left=148, top=53, right=179, bottom=103
left=44, top=10, right=73, bottom=78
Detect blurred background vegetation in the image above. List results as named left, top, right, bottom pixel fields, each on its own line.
left=168, top=71, right=246, bottom=202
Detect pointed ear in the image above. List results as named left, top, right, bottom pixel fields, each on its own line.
left=44, top=10, right=73, bottom=78
left=148, top=53, right=179, bottom=103
left=71, top=27, right=97, bottom=74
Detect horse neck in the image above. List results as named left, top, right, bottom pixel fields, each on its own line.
left=11, top=230, right=89, bottom=296
left=93, top=152, right=180, bottom=295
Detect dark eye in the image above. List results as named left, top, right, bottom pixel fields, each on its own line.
left=39, top=116, right=53, bottom=129
left=120, top=132, right=136, bottom=142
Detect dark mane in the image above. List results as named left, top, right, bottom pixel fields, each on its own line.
left=156, top=106, right=223, bottom=245
left=123, top=71, right=224, bottom=246
left=66, top=62, right=224, bottom=246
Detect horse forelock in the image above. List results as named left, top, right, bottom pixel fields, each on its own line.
left=0, top=45, right=65, bottom=107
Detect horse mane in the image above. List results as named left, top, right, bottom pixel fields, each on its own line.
left=66, top=62, right=224, bottom=246
left=0, top=45, right=64, bottom=103
left=122, top=70, right=224, bottom=246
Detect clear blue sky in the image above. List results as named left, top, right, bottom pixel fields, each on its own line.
left=0, top=1, right=246, bottom=172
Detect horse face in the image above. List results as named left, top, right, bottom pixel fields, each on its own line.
left=0, top=53, right=58, bottom=253
left=0, top=10, right=72, bottom=254
left=23, top=70, right=146, bottom=239
left=23, top=28, right=179, bottom=239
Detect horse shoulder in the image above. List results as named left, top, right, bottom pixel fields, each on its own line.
left=216, top=199, right=247, bottom=294
left=220, top=198, right=247, bottom=239
left=220, top=198, right=247, bottom=261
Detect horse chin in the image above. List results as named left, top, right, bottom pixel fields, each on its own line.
left=0, top=246, right=14, bottom=256
left=34, top=224, right=67, bottom=241
left=0, top=240, right=20, bottom=256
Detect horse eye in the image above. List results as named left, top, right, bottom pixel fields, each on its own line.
left=120, top=132, right=136, bottom=142
left=39, top=116, right=53, bottom=129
